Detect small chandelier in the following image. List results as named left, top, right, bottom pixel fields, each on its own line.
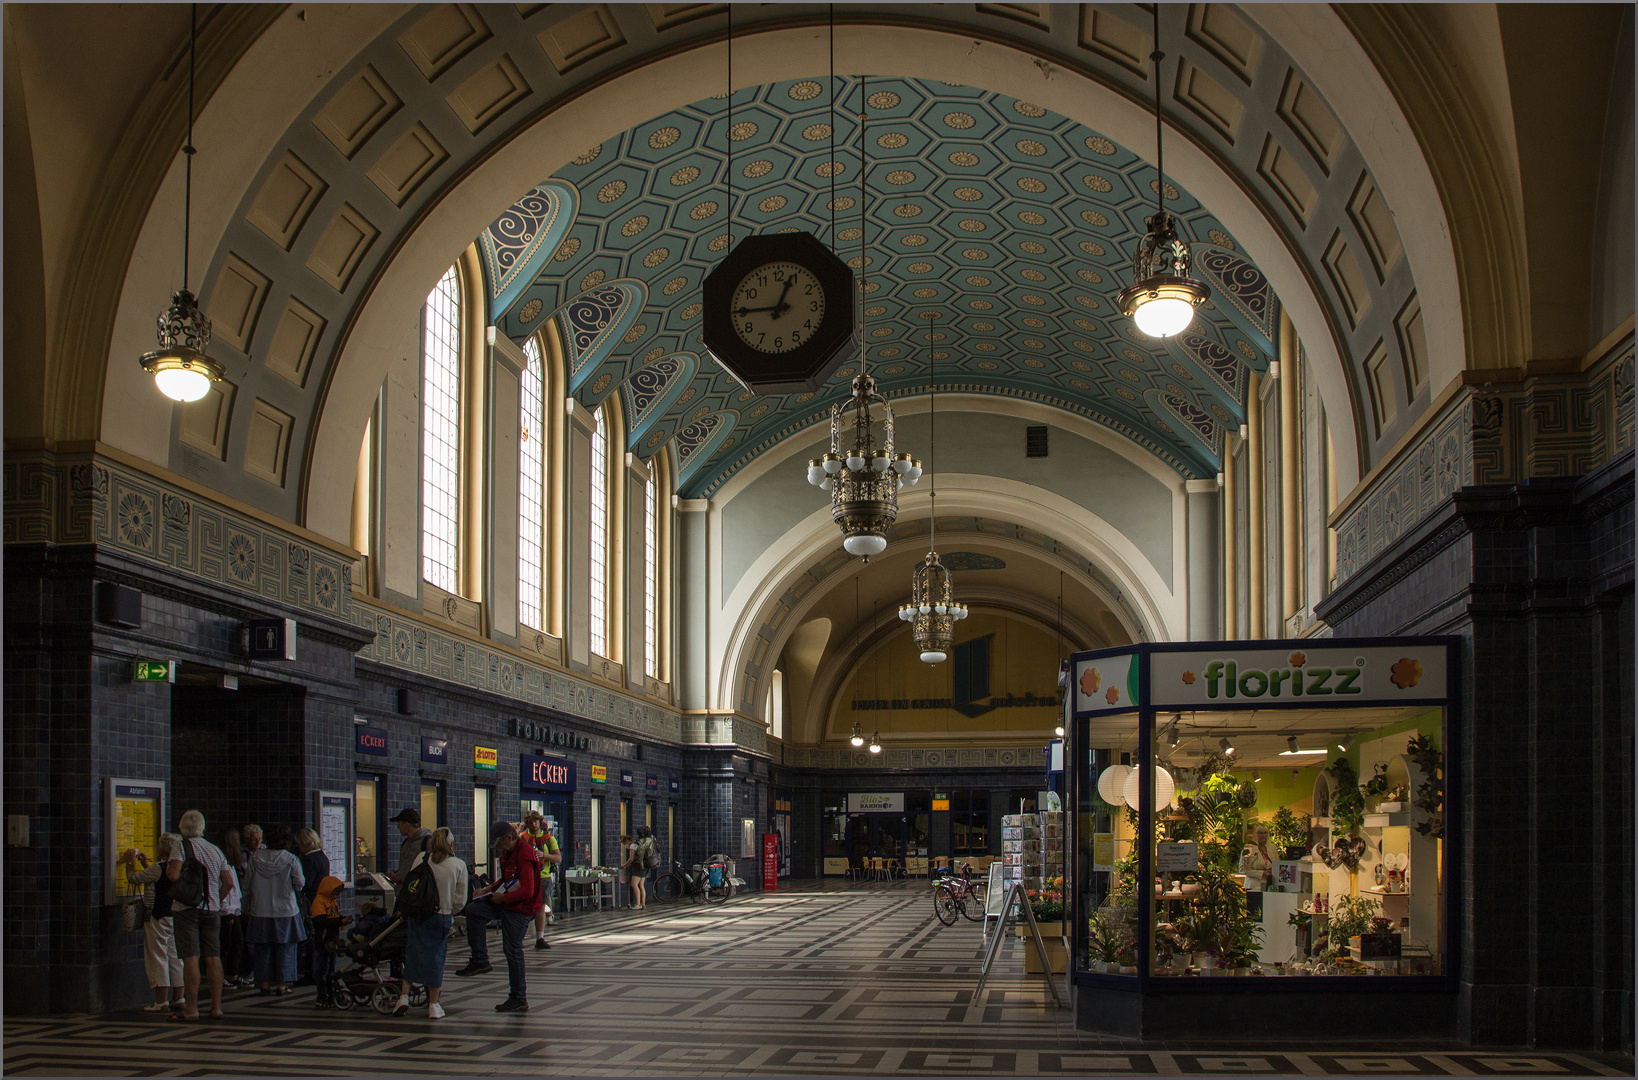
left=896, top=312, right=964, bottom=662
left=1116, top=7, right=1210, bottom=339
left=807, top=374, right=919, bottom=556
left=804, top=77, right=919, bottom=558
left=141, top=5, right=225, bottom=403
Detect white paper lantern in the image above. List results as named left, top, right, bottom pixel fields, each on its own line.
left=1122, top=765, right=1176, bottom=812
left=1096, top=764, right=1131, bottom=806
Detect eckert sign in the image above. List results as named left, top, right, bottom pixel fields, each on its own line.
left=520, top=754, right=576, bottom=793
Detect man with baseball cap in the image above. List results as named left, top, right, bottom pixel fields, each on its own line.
left=388, top=808, right=432, bottom=887
left=455, top=821, right=542, bottom=1012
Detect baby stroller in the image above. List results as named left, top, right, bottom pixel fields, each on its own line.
left=325, top=907, right=426, bottom=1013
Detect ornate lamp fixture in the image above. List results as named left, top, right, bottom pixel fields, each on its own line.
left=849, top=722, right=865, bottom=748
left=805, top=77, right=919, bottom=557
left=868, top=730, right=882, bottom=754
left=141, top=5, right=225, bottom=403
left=1116, top=7, right=1211, bottom=339
left=896, top=314, right=965, bottom=662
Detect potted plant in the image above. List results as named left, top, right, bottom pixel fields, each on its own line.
left=1087, top=912, right=1119, bottom=972
left=1325, top=758, right=1366, bottom=836
left=1270, top=806, right=1312, bottom=860
left=1022, top=877, right=1067, bottom=972
left=1325, top=892, right=1381, bottom=964
left=1406, top=734, right=1444, bottom=838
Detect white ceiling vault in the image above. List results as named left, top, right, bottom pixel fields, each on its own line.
left=134, top=3, right=1434, bottom=539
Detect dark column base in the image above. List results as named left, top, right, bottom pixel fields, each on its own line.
left=1074, top=982, right=1458, bottom=1040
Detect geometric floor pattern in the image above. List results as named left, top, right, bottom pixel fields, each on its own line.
left=5, top=881, right=1632, bottom=1077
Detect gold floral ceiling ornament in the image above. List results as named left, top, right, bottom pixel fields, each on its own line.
left=1116, top=6, right=1211, bottom=339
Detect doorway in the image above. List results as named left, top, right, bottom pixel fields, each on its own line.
left=846, top=814, right=908, bottom=864
left=521, top=796, right=571, bottom=907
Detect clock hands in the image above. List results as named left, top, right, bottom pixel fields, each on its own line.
left=736, top=277, right=798, bottom=320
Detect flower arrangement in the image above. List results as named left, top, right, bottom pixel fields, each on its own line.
left=1369, top=915, right=1394, bottom=934
left=1027, top=876, right=1065, bottom=922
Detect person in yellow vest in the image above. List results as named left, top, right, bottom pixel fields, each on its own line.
left=515, top=810, right=562, bottom=950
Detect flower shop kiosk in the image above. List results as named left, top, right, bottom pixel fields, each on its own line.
left=1065, top=637, right=1459, bottom=1038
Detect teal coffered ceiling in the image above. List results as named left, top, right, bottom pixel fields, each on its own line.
left=485, top=76, right=1278, bottom=495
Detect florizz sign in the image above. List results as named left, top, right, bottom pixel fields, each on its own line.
left=1149, top=645, right=1447, bottom=706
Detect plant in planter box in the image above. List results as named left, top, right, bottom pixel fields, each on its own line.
left=1270, top=806, right=1312, bottom=858
left=1088, top=912, right=1120, bottom=969
left=1028, top=877, right=1065, bottom=923
left=1323, top=892, right=1381, bottom=958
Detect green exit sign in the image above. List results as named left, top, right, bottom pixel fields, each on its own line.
left=133, top=661, right=175, bottom=683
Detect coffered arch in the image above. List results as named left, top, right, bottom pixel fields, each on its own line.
left=85, top=4, right=1468, bottom=547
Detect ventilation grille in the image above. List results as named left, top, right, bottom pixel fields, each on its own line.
left=1025, top=425, right=1049, bottom=457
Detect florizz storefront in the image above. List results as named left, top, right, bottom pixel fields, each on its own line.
left=1064, top=638, right=1457, bottom=1038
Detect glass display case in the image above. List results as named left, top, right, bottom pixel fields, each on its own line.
left=1068, top=638, right=1457, bottom=1012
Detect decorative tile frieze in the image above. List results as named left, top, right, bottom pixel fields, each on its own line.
left=3, top=450, right=351, bottom=621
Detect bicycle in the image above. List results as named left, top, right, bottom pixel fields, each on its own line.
left=931, top=866, right=986, bottom=925
left=651, top=858, right=732, bottom=905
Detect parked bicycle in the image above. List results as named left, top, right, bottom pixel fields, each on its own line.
left=651, top=857, right=733, bottom=905
left=931, top=864, right=986, bottom=925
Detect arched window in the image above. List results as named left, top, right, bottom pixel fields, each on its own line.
left=519, top=335, right=545, bottom=630
left=644, top=472, right=658, bottom=678
left=589, top=404, right=610, bottom=658
left=421, top=264, right=462, bottom=594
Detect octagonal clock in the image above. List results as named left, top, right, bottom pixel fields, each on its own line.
left=702, top=232, right=855, bottom=394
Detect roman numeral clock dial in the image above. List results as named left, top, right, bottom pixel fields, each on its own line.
left=703, top=232, right=855, bottom=394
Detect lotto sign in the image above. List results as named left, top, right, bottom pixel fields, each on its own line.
left=473, top=746, right=498, bottom=771
left=590, top=765, right=607, bottom=784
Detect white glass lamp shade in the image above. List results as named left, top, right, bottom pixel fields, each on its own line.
left=919, top=649, right=947, bottom=664
left=156, top=365, right=212, bottom=402
left=892, top=452, right=914, bottom=475
left=933, top=604, right=946, bottom=614
left=1096, top=764, right=1131, bottom=807
left=1122, top=764, right=1176, bottom=812
left=1055, top=725, right=1065, bottom=737
left=820, top=478, right=833, bottom=492
left=807, top=459, right=827, bottom=486
left=1131, top=294, right=1196, bottom=338
left=868, top=736, right=881, bottom=753
left=846, top=453, right=866, bottom=471
left=822, top=453, right=844, bottom=475
left=905, top=460, right=923, bottom=484
left=871, top=454, right=890, bottom=473
left=918, top=603, right=931, bottom=614
left=843, top=534, right=886, bottom=557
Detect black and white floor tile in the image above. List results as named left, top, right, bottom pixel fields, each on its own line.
left=4, top=882, right=1630, bottom=1077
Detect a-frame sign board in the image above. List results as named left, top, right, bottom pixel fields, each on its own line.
left=974, top=880, right=1065, bottom=1009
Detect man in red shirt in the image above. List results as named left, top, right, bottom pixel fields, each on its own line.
left=455, top=822, right=542, bottom=1012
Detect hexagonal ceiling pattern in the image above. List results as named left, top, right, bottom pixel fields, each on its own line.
left=486, top=76, right=1278, bottom=495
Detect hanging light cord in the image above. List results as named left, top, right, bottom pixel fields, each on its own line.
left=856, top=75, right=868, bottom=377
left=183, top=3, right=198, bottom=293
left=1150, top=5, right=1164, bottom=224
left=726, top=7, right=733, bottom=251
left=827, top=5, right=836, bottom=244
left=927, top=311, right=937, bottom=554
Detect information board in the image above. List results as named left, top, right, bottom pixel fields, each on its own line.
left=105, top=777, right=166, bottom=906
left=1157, top=841, right=1199, bottom=873
left=314, top=790, right=353, bottom=881
left=823, top=857, right=850, bottom=875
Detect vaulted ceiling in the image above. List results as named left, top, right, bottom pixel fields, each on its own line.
left=483, top=76, right=1278, bottom=495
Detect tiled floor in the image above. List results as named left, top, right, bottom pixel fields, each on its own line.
left=4, top=881, right=1631, bottom=1076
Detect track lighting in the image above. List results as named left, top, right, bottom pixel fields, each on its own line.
left=1219, top=736, right=1235, bottom=756
left=1253, top=770, right=1262, bottom=783
left=1280, top=736, right=1325, bottom=756
left=1337, top=734, right=1354, bottom=752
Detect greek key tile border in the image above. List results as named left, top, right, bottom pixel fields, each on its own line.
left=3, top=450, right=351, bottom=620
left=1334, top=336, right=1635, bottom=587
left=348, top=597, right=686, bottom=745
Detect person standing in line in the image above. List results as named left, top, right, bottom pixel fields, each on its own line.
left=125, top=834, right=184, bottom=1012
left=395, top=827, right=468, bottom=1020
left=455, top=822, right=542, bottom=1013
left=215, top=828, right=247, bottom=992
left=516, top=810, right=560, bottom=949
left=294, top=828, right=331, bottom=995
left=243, top=823, right=307, bottom=996
left=388, top=808, right=432, bottom=886
left=165, top=810, right=236, bottom=1022
left=237, top=824, right=262, bottom=983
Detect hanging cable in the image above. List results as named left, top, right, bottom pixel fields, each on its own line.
left=927, top=310, right=937, bottom=554
left=1150, top=4, right=1164, bottom=222
left=726, top=6, right=733, bottom=251
left=183, top=3, right=198, bottom=292
left=856, top=75, right=868, bottom=376
left=827, top=4, right=836, bottom=244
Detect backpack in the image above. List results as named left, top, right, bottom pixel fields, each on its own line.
left=309, top=875, right=345, bottom=920
left=638, top=836, right=659, bottom=870
left=171, top=839, right=208, bottom=909
left=397, top=854, right=439, bottom=920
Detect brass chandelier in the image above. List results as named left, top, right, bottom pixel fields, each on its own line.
left=896, top=313, right=966, bottom=663
left=141, top=5, right=226, bottom=403
left=1115, top=6, right=1211, bottom=339
left=804, top=75, right=920, bottom=558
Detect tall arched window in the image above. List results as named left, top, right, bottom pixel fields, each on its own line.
left=644, top=472, right=658, bottom=679
left=421, top=264, right=462, bottom=593
left=518, top=335, right=545, bottom=630
left=588, top=404, right=610, bottom=657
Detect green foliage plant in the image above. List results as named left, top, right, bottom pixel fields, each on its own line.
left=1325, top=757, right=1365, bottom=836
left=1269, top=806, right=1311, bottom=852
left=1405, top=734, right=1445, bottom=838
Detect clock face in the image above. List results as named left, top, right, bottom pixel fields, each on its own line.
left=730, top=261, right=825, bottom=354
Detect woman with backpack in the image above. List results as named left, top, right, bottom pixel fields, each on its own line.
left=396, top=827, right=467, bottom=1020
left=125, top=834, right=185, bottom=1012
left=243, top=823, right=306, bottom=995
